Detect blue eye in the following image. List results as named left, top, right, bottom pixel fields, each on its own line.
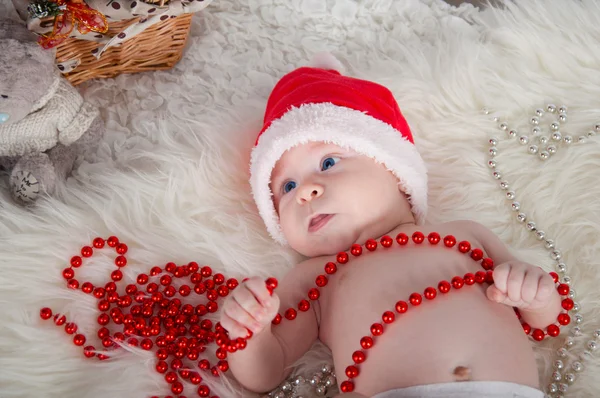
left=283, top=181, right=297, bottom=193
left=321, top=157, right=339, bottom=171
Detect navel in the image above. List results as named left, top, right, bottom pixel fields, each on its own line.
left=453, top=365, right=471, bottom=382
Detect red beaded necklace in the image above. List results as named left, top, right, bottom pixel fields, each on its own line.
left=40, top=231, right=573, bottom=397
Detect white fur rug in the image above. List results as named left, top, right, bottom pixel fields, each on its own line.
left=1, top=0, right=600, bottom=397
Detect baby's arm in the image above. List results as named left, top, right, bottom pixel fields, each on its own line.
left=466, top=221, right=562, bottom=329
left=221, top=262, right=319, bottom=393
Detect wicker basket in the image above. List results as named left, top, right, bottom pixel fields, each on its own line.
left=55, top=13, right=193, bottom=86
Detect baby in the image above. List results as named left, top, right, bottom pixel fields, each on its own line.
left=219, top=57, right=562, bottom=398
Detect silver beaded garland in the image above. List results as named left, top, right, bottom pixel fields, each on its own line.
left=265, top=364, right=336, bottom=398
left=484, top=103, right=600, bottom=398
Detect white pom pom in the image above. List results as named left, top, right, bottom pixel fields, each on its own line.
left=308, top=52, right=345, bottom=73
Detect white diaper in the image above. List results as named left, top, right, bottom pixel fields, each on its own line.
left=371, top=381, right=545, bottom=398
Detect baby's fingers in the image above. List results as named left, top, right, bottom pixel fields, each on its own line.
left=220, top=312, right=249, bottom=340
left=223, top=296, right=263, bottom=334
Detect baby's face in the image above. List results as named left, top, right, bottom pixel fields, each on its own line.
left=271, top=142, right=413, bottom=257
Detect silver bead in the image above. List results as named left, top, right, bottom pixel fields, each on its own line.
left=550, top=122, right=560, bottom=131
left=569, top=288, right=576, bottom=299
left=580, top=350, right=593, bottom=360
left=557, top=347, right=568, bottom=357
left=559, top=114, right=567, bottom=123
left=535, top=108, right=545, bottom=117
left=489, top=138, right=498, bottom=146
left=545, top=239, right=555, bottom=249
left=571, top=326, right=582, bottom=336
left=489, top=147, right=498, bottom=157
left=552, top=371, right=562, bottom=381
left=325, top=375, right=336, bottom=387
left=536, top=230, right=546, bottom=240
left=557, top=262, right=566, bottom=273
left=563, top=135, right=573, bottom=145
left=493, top=116, right=500, bottom=122
left=315, top=386, right=326, bottom=396
left=530, top=117, right=540, bottom=125
left=511, top=202, right=520, bottom=211
left=532, top=126, right=541, bottom=135
left=587, top=340, right=597, bottom=350
left=551, top=132, right=562, bottom=141
left=310, top=375, right=321, bottom=386
left=281, top=382, right=292, bottom=391
left=595, top=123, right=600, bottom=132
left=500, top=181, right=509, bottom=190
left=526, top=221, right=537, bottom=231
left=275, top=392, right=285, bottom=398
left=572, top=361, right=583, bottom=372
left=506, top=191, right=516, bottom=200
left=539, top=150, right=550, bottom=160
left=499, top=122, right=509, bottom=131
left=578, top=136, right=586, bottom=144
left=594, top=329, right=600, bottom=339
left=528, top=145, right=539, bottom=154
left=517, top=213, right=527, bottom=222
left=547, top=104, right=557, bottom=113
left=483, top=108, right=490, bottom=114
left=558, top=383, right=569, bottom=393
left=547, top=145, right=557, bottom=154
left=508, top=129, right=517, bottom=138
left=566, top=337, right=575, bottom=347
left=493, top=171, right=502, bottom=180
left=588, top=130, right=596, bottom=137
left=548, top=383, right=558, bottom=394
left=294, top=376, right=305, bottom=385
left=488, top=160, right=496, bottom=168
left=321, top=364, right=331, bottom=374
left=554, top=359, right=564, bottom=370
left=562, top=276, right=571, bottom=285
left=573, top=302, right=580, bottom=312
left=519, top=135, right=529, bottom=144
left=574, top=314, right=583, bottom=324
left=558, top=105, right=567, bottom=114
left=539, top=135, right=549, bottom=144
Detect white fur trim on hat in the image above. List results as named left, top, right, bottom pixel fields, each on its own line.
left=250, top=102, right=428, bottom=245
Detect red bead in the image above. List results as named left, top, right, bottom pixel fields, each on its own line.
left=218, top=360, right=229, bottom=372
left=324, top=262, right=337, bottom=275
left=65, top=323, right=78, bottom=334
left=70, top=256, right=83, bottom=268
left=340, top=381, right=355, bottom=393
left=97, top=314, right=109, bottom=326
left=474, top=271, right=487, bottom=284
left=481, top=258, right=494, bottom=270
left=146, top=282, right=159, bottom=293
left=188, top=262, right=200, bottom=273
left=171, top=358, right=183, bottom=370
left=427, top=232, right=441, bottom=244
left=308, top=288, right=320, bottom=300
left=352, top=350, right=366, bottom=364
left=547, top=324, right=560, bottom=337
left=115, top=256, right=127, bottom=267
left=486, top=270, right=494, bottom=284
left=451, top=276, right=464, bottom=289
left=137, top=274, right=149, bottom=285
left=81, top=246, right=93, bottom=257
left=558, top=313, right=571, bottom=325
left=549, top=272, right=559, bottom=283
left=93, top=287, right=106, bottom=298
left=189, top=372, right=202, bottom=384
left=382, top=311, right=395, bottom=324
left=165, top=371, right=178, bottom=384
left=197, top=385, right=210, bottom=397
left=116, top=243, right=128, bottom=255
left=165, top=262, right=177, bottom=273
left=93, top=237, right=105, bottom=249
left=562, top=298, right=574, bottom=310
left=298, top=300, right=310, bottom=312
left=532, top=329, right=545, bottom=341
left=395, top=233, right=408, bottom=245
left=217, top=285, right=229, bottom=297
left=180, top=285, right=192, bottom=296
left=97, top=354, right=109, bottom=361
left=371, top=323, right=384, bottom=336
left=111, top=269, right=123, bottom=282
left=107, top=236, right=119, bottom=247
left=557, top=284, right=570, bottom=296
left=81, top=282, right=94, bottom=294
left=54, top=314, right=66, bottom=326
left=83, top=346, right=96, bottom=358
left=67, top=279, right=79, bottom=289
left=284, top=308, right=297, bottom=320
left=345, top=365, right=359, bottom=378
left=409, top=293, right=422, bottom=306
left=265, top=277, right=278, bottom=294
left=438, top=281, right=451, bottom=293
left=149, top=266, right=162, bottom=276
left=380, top=235, right=393, bottom=247
left=337, top=252, right=349, bottom=264
left=471, top=248, right=484, bottom=261
left=226, top=278, right=238, bottom=290
left=62, top=268, right=74, bottom=280
left=214, top=273, right=225, bottom=285
left=443, top=235, right=456, bottom=247
left=522, top=323, right=531, bottom=334
left=105, top=282, right=117, bottom=293
left=350, top=244, right=362, bottom=256
left=458, top=241, right=471, bottom=253
left=360, top=336, right=374, bottom=349
left=412, top=231, right=424, bottom=244
left=424, top=287, right=437, bottom=300
left=160, top=275, right=172, bottom=286
left=73, top=334, right=86, bottom=346
left=463, top=273, right=475, bottom=285
left=98, top=299, right=110, bottom=311
left=395, top=301, right=408, bottom=313
left=198, top=359, right=210, bottom=370
left=365, top=239, right=378, bottom=251
left=315, top=275, right=328, bottom=287
left=156, top=360, right=168, bottom=373
left=201, top=266, right=213, bottom=277
left=40, top=308, right=53, bottom=320
left=97, top=327, right=109, bottom=339
left=272, top=314, right=282, bottom=325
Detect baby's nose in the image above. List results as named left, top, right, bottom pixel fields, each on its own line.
left=296, top=183, right=324, bottom=204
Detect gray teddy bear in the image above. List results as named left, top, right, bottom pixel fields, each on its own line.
left=0, top=17, right=104, bottom=205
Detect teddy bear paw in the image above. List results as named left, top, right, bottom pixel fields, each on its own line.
left=10, top=153, right=56, bottom=204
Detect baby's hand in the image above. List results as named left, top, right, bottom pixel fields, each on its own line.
left=220, top=276, right=280, bottom=339
left=486, top=262, right=556, bottom=311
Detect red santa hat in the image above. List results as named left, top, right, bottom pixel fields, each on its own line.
left=250, top=54, right=428, bottom=245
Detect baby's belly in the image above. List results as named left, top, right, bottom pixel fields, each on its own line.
left=318, top=255, right=540, bottom=396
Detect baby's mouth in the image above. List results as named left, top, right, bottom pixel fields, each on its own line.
left=308, top=214, right=334, bottom=232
